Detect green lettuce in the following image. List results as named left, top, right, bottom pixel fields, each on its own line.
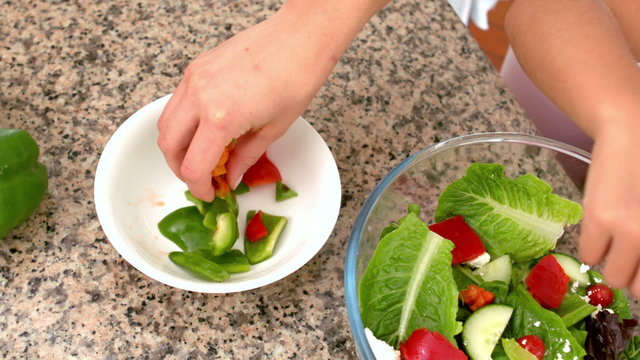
left=506, top=286, right=586, bottom=359
left=435, top=163, right=583, bottom=262
left=359, top=210, right=459, bottom=347
left=554, top=294, right=597, bottom=328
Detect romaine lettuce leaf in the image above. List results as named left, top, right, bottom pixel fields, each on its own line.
left=435, top=163, right=583, bottom=262
left=359, top=210, right=459, bottom=347
left=506, top=286, right=586, bottom=359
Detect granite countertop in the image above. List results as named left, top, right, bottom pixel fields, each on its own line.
left=0, top=0, right=534, bottom=358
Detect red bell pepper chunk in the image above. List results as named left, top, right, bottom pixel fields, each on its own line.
left=428, top=215, right=485, bottom=265
left=399, top=328, right=467, bottom=360
left=525, top=254, right=570, bottom=308
left=242, top=153, right=282, bottom=188
left=245, top=211, right=268, bottom=243
left=460, top=284, right=495, bottom=311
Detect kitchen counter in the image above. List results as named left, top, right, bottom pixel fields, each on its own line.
left=0, top=0, right=534, bottom=358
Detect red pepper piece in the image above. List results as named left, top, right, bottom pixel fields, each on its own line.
left=460, top=284, right=495, bottom=311
left=428, top=215, right=486, bottom=265
left=525, top=254, right=570, bottom=309
left=399, top=328, right=467, bottom=360
left=245, top=211, right=268, bottom=243
left=242, top=153, right=282, bottom=188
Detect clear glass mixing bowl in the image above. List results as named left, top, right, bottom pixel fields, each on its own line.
left=344, top=132, right=592, bottom=359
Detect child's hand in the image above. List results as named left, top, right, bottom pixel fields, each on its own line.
left=579, top=124, right=640, bottom=297
left=156, top=8, right=344, bottom=201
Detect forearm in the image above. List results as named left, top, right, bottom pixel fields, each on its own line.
left=604, top=0, right=640, bottom=59
left=272, top=0, right=392, bottom=78
left=505, top=0, right=640, bottom=140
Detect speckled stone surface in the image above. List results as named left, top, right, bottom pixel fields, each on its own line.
left=0, top=0, right=535, bottom=358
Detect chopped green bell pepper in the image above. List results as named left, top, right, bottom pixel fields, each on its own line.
left=244, top=210, right=287, bottom=265
left=0, top=129, right=48, bottom=239
left=275, top=181, right=298, bottom=202
left=168, top=251, right=230, bottom=282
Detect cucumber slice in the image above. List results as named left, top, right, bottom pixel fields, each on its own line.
left=552, top=253, right=590, bottom=286
left=463, top=304, right=514, bottom=360
left=473, top=254, right=512, bottom=283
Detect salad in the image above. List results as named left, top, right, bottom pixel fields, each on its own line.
left=360, top=163, right=639, bottom=360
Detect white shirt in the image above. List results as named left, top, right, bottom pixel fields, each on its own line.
left=448, top=0, right=501, bottom=30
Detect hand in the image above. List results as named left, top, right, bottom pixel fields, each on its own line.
left=578, top=125, right=640, bottom=297
left=156, top=7, right=342, bottom=201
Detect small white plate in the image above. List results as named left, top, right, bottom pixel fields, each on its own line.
left=94, top=95, right=342, bottom=293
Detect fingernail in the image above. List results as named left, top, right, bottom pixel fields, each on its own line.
left=230, top=176, right=242, bottom=191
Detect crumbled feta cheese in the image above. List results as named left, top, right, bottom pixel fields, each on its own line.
left=590, top=307, right=614, bottom=318
left=570, top=281, right=580, bottom=294
left=464, top=252, right=491, bottom=269
left=364, top=328, right=400, bottom=360
left=579, top=263, right=590, bottom=273
left=533, top=321, right=541, bottom=327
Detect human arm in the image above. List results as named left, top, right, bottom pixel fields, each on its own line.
left=157, top=0, right=390, bottom=201
left=504, top=0, right=640, bottom=294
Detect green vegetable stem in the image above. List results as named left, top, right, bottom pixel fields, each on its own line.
left=0, top=129, right=48, bottom=239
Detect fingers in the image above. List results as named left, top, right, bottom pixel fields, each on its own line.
left=578, top=211, right=612, bottom=266
left=226, top=121, right=291, bottom=189
left=602, top=234, right=640, bottom=289
left=157, top=87, right=198, bottom=180
left=180, top=110, right=236, bottom=201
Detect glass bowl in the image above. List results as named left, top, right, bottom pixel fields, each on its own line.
left=344, top=132, right=592, bottom=359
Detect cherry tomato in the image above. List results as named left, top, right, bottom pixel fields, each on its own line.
left=517, top=335, right=546, bottom=360
left=587, top=284, right=614, bottom=307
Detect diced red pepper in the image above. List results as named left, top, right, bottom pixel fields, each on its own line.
left=525, top=254, right=570, bottom=309
left=245, top=211, right=268, bottom=243
left=428, top=215, right=485, bottom=265
left=460, top=284, right=495, bottom=311
left=399, top=328, right=467, bottom=360
left=242, top=153, right=282, bottom=188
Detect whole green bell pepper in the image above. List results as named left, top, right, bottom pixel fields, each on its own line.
left=0, top=129, right=48, bottom=239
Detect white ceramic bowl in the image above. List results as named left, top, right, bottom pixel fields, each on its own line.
left=95, top=95, right=341, bottom=293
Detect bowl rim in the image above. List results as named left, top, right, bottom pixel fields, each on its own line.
left=344, top=132, right=591, bottom=358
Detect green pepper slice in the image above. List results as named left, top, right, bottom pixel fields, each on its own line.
left=244, top=210, right=287, bottom=265
left=169, top=251, right=229, bottom=282
left=158, top=206, right=212, bottom=252
left=275, top=182, right=298, bottom=202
